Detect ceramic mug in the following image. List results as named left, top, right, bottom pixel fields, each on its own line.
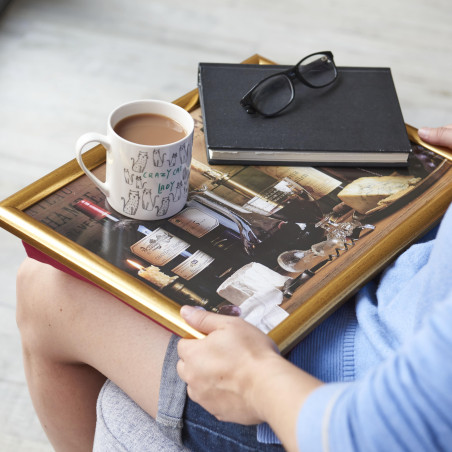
left=75, top=100, right=194, bottom=220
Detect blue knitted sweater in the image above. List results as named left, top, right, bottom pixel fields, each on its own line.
left=258, top=203, right=452, bottom=451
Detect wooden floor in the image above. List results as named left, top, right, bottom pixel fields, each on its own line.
left=0, top=0, right=451, bottom=450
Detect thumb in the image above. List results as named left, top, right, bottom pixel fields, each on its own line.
left=418, top=125, right=452, bottom=150
left=180, top=305, right=225, bottom=334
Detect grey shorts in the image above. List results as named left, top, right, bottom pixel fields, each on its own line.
left=94, top=335, right=189, bottom=451
left=94, top=335, right=282, bottom=451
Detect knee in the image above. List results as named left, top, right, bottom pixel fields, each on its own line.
left=16, top=258, right=60, bottom=342
left=16, top=258, right=42, bottom=333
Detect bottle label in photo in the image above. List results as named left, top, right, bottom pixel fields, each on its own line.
left=169, top=207, right=219, bottom=238
left=130, top=228, right=190, bottom=266
left=172, top=250, right=215, bottom=280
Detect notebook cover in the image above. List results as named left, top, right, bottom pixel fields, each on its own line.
left=198, top=63, right=411, bottom=166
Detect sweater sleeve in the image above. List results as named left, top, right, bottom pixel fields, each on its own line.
left=297, top=203, right=452, bottom=451
left=297, top=283, right=452, bottom=452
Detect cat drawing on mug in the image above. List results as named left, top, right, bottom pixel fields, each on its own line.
left=153, top=149, right=167, bottom=167
left=182, top=166, right=190, bottom=183
left=135, top=176, right=146, bottom=189
left=124, top=168, right=134, bottom=185
left=169, top=152, right=178, bottom=167
left=131, top=151, right=148, bottom=173
left=179, top=142, right=190, bottom=164
left=121, top=190, right=140, bottom=216
left=171, top=181, right=183, bottom=202
left=142, top=188, right=158, bottom=211
left=156, top=197, right=170, bottom=217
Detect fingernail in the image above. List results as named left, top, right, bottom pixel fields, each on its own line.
left=180, top=305, right=205, bottom=318
left=418, top=127, right=430, bottom=140
left=218, top=304, right=241, bottom=316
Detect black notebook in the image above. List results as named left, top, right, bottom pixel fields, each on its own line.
left=198, top=63, right=412, bottom=166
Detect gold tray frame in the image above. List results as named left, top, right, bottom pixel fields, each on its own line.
left=1, top=54, right=452, bottom=353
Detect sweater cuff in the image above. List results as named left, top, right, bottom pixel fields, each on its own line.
left=297, top=382, right=349, bottom=452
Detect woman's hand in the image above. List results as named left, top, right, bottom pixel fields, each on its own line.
left=418, top=124, right=452, bottom=149
left=177, top=306, right=323, bottom=452
left=177, top=305, right=280, bottom=425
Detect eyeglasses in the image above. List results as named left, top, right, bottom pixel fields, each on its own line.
left=240, top=51, right=338, bottom=117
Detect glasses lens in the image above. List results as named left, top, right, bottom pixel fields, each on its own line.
left=297, top=53, right=337, bottom=87
left=250, top=74, right=293, bottom=116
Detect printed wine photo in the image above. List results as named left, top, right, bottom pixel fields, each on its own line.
left=22, top=109, right=450, bottom=337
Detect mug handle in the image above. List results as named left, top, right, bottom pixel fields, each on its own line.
left=75, top=133, right=111, bottom=198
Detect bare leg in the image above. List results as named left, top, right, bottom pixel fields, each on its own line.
left=16, top=258, right=172, bottom=451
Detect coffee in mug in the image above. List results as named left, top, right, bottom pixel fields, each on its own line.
left=114, top=113, right=187, bottom=146
left=75, top=99, right=194, bottom=221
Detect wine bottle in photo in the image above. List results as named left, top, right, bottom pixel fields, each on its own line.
left=189, top=190, right=325, bottom=267
left=73, top=199, right=238, bottom=298
left=74, top=198, right=146, bottom=267
left=168, top=205, right=245, bottom=257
